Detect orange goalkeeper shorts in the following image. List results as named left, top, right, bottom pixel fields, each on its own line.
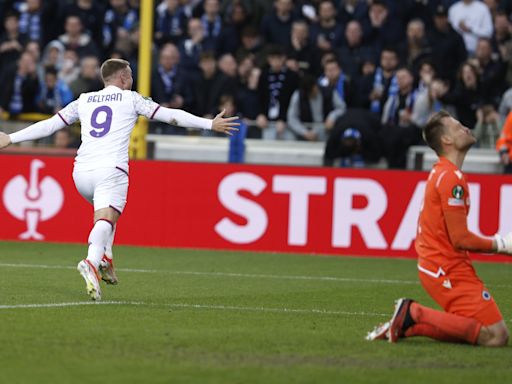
left=417, top=260, right=503, bottom=326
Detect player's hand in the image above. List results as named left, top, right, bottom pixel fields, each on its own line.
left=495, top=233, right=512, bottom=255
left=211, top=109, right=240, bottom=136
left=0, top=132, right=12, bottom=149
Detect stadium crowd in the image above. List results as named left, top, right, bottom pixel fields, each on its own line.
left=1, top=0, right=512, bottom=170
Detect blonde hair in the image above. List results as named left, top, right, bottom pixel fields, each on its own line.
left=100, top=59, right=130, bottom=82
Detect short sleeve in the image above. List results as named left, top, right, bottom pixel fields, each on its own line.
left=57, top=100, right=79, bottom=125
left=437, top=171, right=469, bottom=212
left=132, top=91, right=160, bottom=119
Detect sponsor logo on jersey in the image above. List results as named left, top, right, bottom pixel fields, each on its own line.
left=482, top=290, right=491, bottom=301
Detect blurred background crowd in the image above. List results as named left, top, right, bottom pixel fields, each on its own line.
left=1, top=0, right=512, bottom=171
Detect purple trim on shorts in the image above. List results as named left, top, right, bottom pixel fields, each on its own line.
left=97, top=218, right=114, bottom=230
left=57, top=112, right=70, bottom=126
left=109, top=205, right=122, bottom=215
left=116, top=166, right=129, bottom=176
left=150, top=105, right=161, bottom=119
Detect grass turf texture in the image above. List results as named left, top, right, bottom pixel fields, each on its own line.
left=0, top=242, right=511, bottom=383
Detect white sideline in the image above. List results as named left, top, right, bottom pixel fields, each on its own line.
left=1, top=262, right=510, bottom=288
left=0, top=262, right=419, bottom=285
left=0, top=301, right=133, bottom=309
left=0, top=300, right=389, bottom=317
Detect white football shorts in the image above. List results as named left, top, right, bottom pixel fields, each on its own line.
left=72, top=167, right=129, bottom=214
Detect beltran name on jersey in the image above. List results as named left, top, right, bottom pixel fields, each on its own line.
left=87, top=93, right=123, bottom=103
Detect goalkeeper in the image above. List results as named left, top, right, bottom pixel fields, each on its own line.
left=367, top=111, right=511, bottom=347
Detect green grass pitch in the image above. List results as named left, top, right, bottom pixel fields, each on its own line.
left=1, top=241, right=512, bottom=383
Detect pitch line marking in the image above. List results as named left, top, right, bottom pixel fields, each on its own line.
left=1, top=300, right=510, bottom=323
left=0, top=262, right=510, bottom=288
left=0, top=262, right=419, bottom=285
left=0, top=300, right=389, bottom=317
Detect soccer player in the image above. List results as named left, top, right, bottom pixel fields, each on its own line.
left=0, top=59, right=239, bottom=301
left=366, top=110, right=512, bottom=346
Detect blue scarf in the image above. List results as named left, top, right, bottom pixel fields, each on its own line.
left=370, top=67, right=398, bottom=114
left=201, top=14, right=221, bottom=37
left=158, top=66, right=176, bottom=96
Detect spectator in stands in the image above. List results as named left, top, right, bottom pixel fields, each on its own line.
left=0, top=51, right=39, bottom=116
left=475, top=37, right=506, bottom=103
left=16, top=0, right=57, bottom=46
left=319, top=58, right=354, bottom=108
left=364, top=0, right=404, bottom=52
left=428, top=4, right=467, bottom=83
left=237, top=25, right=266, bottom=67
left=58, top=15, right=100, bottom=59
left=415, top=60, right=436, bottom=94
left=69, top=56, right=102, bottom=98
left=323, top=108, right=382, bottom=167
left=36, top=66, right=73, bottom=114
left=59, top=50, right=81, bottom=85
left=102, top=0, right=138, bottom=56
left=411, top=78, right=450, bottom=128
left=448, top=0, right=493, bottom=56
left=368, top=47, right=400, bottom=116
left=310, top=1, right=344, bottom=54
left=497, top=110, right=512, bottom=173
left=178, top=18, right=208, bottom=75
left=41, top=40, right=65, bottom=74
left=380, top=67, right=422, bottom=168
left=337, top=0, right=368, bottom=26
left=152, top=42, right=193, bottom=111
left=287, top=74, right=346, bottom=141
left=474, top=104, right=502, bottom=148
left=237, top=65, right=262, bottom=138
left=261, top=0, right=297, bottom=47
left=441, top=61, right=487, bottom=129
left=339, top=20, right=376, bottom=81
left=493, top=10, right=512, bottom=85
left=154, top=0, right=187, bottom=46
left=0, top=11, right=26, bottom=75
left=200, top=0, right=227, bottom=53
left=217, top=53, right=239, bottom=94
left=217, top=0, right=249, bottom=54
left=400, top=19, right=432, bottom=74
left=286, top=20, right=318, bottom=75
left=62, top=0, right=105, bottom=45
left=256, top=45, right=299, bottom=140
left=192, top=52, right=230, bottom=117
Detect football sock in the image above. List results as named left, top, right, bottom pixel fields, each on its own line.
left=405, top=324, right=463, bottom=343
left=86, top=220, right=113, bottom=269
left=104, top=225, right=116, bottom=260
left=407, top=302, right=481, bottom=344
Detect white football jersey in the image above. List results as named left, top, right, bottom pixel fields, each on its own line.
left=58, top=85, right=159, bottom=172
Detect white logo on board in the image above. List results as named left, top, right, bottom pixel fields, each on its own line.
left=2, top=159, right=64, bottom=240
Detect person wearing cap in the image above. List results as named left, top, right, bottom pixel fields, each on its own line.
left=427, top=4, right=467, bottom=83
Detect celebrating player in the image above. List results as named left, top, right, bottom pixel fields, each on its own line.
left=0, top=59, right=239, bottom=301
left=367, top=110, right=512, bottom=346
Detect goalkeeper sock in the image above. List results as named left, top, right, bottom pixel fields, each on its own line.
left=405, top=324, right=464, bottom=343
left=86, top=219, right=113, bottom=269
left=408, top=303, right=481, bottom=344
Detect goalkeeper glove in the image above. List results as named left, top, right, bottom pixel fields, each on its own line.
left=495, top=233, right=512, bottom=254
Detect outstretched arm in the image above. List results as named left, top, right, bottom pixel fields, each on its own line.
left=153, top=106, right=239, bottom=136
left=0, top=100, right=79, bottom=150
left=0, top=114, right=68, bottom=149
left=133, top=92, right=239, bottom=136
